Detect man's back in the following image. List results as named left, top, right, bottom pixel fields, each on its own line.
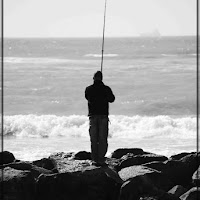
left=85, top=80, right=115, bottom=116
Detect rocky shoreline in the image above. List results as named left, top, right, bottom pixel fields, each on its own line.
left=0, top=149, right=199, bottom=200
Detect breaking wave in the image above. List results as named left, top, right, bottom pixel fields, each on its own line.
left=4, top=57, right=74, bottom=64
left=84, top=54, right=118, bottom=58
left=3, top=115, right=196, bottom=139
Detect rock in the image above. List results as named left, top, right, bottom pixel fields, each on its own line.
left=0, top=161, right=55, bottom=179
left=36, top=165, right=120, bottom=200
left=117, top=154, right=168, bottom=171
left=32, top=157, right=57, bottom=171
left=2, top=150, right=198, bottom=200
left=192, top=166, right=200, bottom=186
left=140, top=193, right=181, bottom=200
left=48, top=152, right=93, bottom=172
left=143, top=161, right=166, bottom=171
left=119, top=176, right=176, bottom=200
left=81, top=166, right=121, bottom=199
left=31, top=165, right=55, bottom=178
left=118, top=165, right=173, bottom=191
left=158, top=193, right=181, bottom=200
left=111, top=148, right=145, bottom=159
left=49, top=151, right=74, bottom=160
left=119, top=165, right=157, bottom=182
left=180, top=187, right=200, bottom=200
left=179, top=153, right=200, bottom=165
left=0, top=151, right=15, bottom=165
left=50, top=157, right=93, bottom=173
left=140, top=197, right=158, bottom=200
left=170, top=153, right=194, bottom=161
left=119, top=179, right=146, bottom=200
left=168, top=185, right=188, bottom=197
left=0, top=161, right=32, bottom=170
left=73, top=151, right=92, bottom=160
left=105, top=157, right=121, bottom=171
left=103, top=165, right=123, bottom=184
left=36, top=151, right=122, bottom=199
left=0, top=167, right=35, bottom=200
left=36, top=171, right=85, bottom=200
left=162, top=153, right=200, bottom=186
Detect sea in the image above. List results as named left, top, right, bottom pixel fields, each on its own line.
left=2, top=36, right=198, bottom=161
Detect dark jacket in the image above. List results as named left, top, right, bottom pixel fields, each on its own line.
left=85, top=80, right=115, bottom=116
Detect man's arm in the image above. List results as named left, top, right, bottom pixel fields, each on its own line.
left=85, top=86, right=94, bottom=103
left=85, top=87, right=88, bottom=100
left=106, top=86, right=115, bottom=103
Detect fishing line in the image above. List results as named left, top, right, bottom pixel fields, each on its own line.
left=101, top=0, right=107, bottom=73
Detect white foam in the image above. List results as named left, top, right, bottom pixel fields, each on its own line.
left=3, top=115, right=196, bottom=140
left=4, top=57, right=74, bottom=64
left=161, top=54, right=178, bottom=57
left=84, top=54, right=118, bottom=58
left=111, top=115, right=196, bottom=139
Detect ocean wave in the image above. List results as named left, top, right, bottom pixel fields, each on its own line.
left=161, top=53, right=198, bottom=57
left=84, top=54, right=118, bottom=58
left=3, top=115, right=196, bottom=139
left=161, top=54, right=178, bottom=57
left=4, top=57, right=74, bottom=64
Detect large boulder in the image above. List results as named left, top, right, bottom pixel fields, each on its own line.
left=73, top=151, right=92, bottom=160
left=111, top=148, right=145, bottom=159
left=36, top=165, right=121, bottom=200
left=48, top=151, right=93, bottom=173
left=169, top=153, right=195, bottom=161
left=116, top=153, right=168, bottom=171
left=36, top=171, right=85, bottom=200
left=119, top=175, right=176, bottom=200
left=118, top=165, right=173, bottom=191
left=179, top=153, right=200, bottom=165
left=81, top=166, right=121, bottom=199
left=192, top=166, right=200, bottom=186
left=142, top=153, right=200, bottom=187
left=119, top=165, right=159, bottom=182
left=0, top=167, right=35, bottom=200
left=0, top=161, right=55, bottom=178
left=168, top=185, right=188, bottom=197
left=162, top=153, right=200, bottom=186
left=143, top=161, right=166, bottom=171
left=32, top=157, right=57, bottom=171
left=180, top=187, right=200, bottom=200
left=0, top=161, right=32, bottom=170
left=0, top=151, right=15, bottom=165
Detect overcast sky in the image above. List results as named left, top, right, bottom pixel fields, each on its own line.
left=4, top=0, right=196, bottom=37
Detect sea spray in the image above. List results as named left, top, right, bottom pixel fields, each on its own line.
left=4, top=115, right=196, bottom=139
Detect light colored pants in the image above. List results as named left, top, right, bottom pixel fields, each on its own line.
left=89, top=115, right=109, bottom=163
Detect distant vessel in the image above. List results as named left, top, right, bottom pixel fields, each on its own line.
left=140, top=29, right=161, bottom=38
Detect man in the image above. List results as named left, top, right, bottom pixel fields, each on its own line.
left=85, top=71, right=115, bottom=166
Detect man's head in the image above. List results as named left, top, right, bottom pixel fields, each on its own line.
left=93, top=71, right=103, bottom=81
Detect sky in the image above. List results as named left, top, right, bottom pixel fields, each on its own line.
left=4, top=0, right=197, bottom=37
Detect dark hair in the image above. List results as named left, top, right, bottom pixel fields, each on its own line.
left=93, top=71, right=103, bottom=80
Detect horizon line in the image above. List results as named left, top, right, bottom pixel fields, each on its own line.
left=3, top=35, right=196, bottom=39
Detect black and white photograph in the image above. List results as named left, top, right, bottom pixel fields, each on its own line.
left=1, top=0, right=199, bottom=199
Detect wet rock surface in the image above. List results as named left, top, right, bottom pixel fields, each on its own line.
left=0, top=149, right=199, bottom=200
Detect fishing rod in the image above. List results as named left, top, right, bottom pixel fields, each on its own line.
left=100, top=0, right=107, bottom=73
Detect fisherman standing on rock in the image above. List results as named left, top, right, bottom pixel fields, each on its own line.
left=85, top=71, right=115, bottom=166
